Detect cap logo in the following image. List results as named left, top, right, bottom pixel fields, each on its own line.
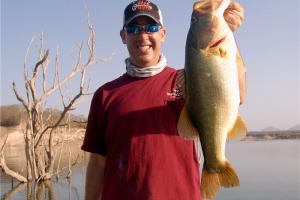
left=132, top=1, right=153, bottom=11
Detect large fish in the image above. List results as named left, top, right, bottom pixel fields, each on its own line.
left=177, top=0, right=247, bottom=199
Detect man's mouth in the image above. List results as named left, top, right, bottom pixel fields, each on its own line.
left=137, top=44, right=151, bottom=52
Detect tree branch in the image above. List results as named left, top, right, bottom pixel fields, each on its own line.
left=32, top=50, right=49, bottom=80
left=0, top=152, right=28, bottom=183
left=12, top=82, right=30, bottom=114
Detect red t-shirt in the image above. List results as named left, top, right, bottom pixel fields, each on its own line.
left=82, top=67, right=201, bottom=200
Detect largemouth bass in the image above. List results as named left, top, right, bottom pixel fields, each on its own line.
left=177, top=0, right=247, bottom=199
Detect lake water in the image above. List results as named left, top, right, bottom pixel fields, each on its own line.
left=1, top=140, right=300, bottom=200
left=215, top=140, right=300, bottom=200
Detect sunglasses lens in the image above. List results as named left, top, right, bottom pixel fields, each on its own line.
left=145, top=25, right=159, bottom=33
left=126, top=25, right=140, bottom=34
left=126, top=24, right=160, bottom=34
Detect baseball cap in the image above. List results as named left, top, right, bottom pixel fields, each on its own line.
left=123, top=0, right=163, bottom=27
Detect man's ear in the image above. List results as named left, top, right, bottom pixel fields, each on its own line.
left=160, top=27, right=166, bottom=43
left=120, top=29, right=126, bottom=44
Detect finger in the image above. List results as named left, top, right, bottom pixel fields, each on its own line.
left=225, top=2, right=244, bottom=21
left=227, top=2, right=244, bottom=14
left=226, top=10, right=244, bottom=22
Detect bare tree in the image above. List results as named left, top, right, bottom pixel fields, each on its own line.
left=5, top=15, right=105, bottom=182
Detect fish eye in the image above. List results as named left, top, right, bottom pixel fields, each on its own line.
left=191, top=16, right=197, bottom=24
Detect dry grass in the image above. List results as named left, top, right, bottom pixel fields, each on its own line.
left=0, top=104, right=22, bottom=127
left=0, top=104, right=87, bottom=129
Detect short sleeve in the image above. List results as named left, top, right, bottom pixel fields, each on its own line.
left=81, top=89, right=107, bottom=155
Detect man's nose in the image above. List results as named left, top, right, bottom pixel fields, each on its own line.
left=136, top=30, right=149, bottom=39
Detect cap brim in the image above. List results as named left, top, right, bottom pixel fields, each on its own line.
left=124, top=13, right=162, bottom=27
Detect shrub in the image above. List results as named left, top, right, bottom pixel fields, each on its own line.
left=0, top=104, right=22, bottom=127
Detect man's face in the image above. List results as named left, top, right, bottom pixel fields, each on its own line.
left=120, top=16, right=166, bottom=68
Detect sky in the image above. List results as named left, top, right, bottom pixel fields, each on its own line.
left=1, top=0, right=299, bottom=131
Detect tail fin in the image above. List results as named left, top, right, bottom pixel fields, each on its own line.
left=218, top=160, right=240, bottom=187
left=201, top=167, right=221, bottom=199
left=201, top=160, right=240, bottom=199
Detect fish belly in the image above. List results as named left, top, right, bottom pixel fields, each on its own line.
left=185, top=34, right=240, bottom=171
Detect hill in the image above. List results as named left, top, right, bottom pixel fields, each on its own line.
left=289, top=124, right=300, bottom=131
left=261, top=126, right=281, bottom=132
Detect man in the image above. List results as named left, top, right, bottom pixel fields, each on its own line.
left=82, top=1, right=245, bottom=199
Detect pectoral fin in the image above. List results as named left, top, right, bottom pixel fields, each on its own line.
left=177, top=105, right=199, bottom=140
left=227, top=114, right=247, bottom=140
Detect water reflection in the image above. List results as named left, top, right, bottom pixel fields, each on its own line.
left=1, top=164, right=86, bottom=200
left=1, top=181, right=54, bottom=200
left=2, top=182, right=26, bottom=200
left=1, top=135, right=88, bottom=200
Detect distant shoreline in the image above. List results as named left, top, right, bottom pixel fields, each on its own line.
left=1, top=126, right=300, bottom=145
left=243, top=130, right=300, bottom=141
left=0, top=126, right=300, bottom=145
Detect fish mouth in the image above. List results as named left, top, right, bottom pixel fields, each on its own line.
left=193, top=0, right=223, bottom=14
left=193, top=1, right=209, bottom=14
left=209, top=37, right=226, bottom=48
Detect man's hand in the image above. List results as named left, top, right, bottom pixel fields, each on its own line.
left=224, top=1, right=244, bottom=32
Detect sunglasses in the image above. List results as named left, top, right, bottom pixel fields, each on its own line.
left=125, top=24, right=161, bottom=35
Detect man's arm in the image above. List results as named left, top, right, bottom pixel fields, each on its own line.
left=85, top=153, right=106, bottom=200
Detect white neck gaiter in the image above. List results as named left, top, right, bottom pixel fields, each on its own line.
left=125, top=54, right=167, bottom=78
